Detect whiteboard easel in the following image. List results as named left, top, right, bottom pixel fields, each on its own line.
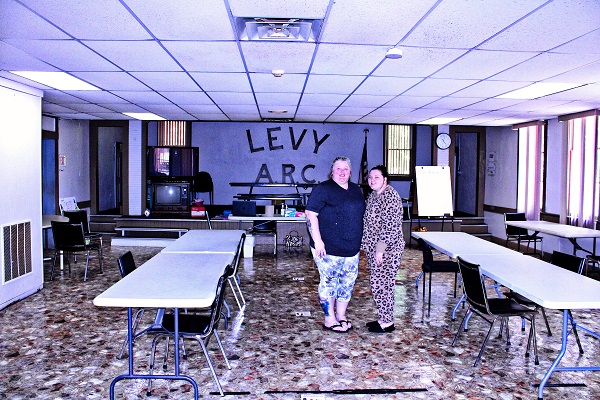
left=415, top=166, right=453, bottom=217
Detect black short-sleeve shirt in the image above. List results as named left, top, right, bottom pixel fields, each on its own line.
left=306, top=179, right=366, bottom=257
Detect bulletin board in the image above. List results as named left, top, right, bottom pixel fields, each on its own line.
left=415, top=166, right=453, bottom=217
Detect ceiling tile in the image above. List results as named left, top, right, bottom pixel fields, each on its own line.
left=228, top=0, right=330, bottom=18
left=162, top=41, right=245, bottom=72
left=110, top=90, right=172, bottom=104
left=553, top=29, right=600, bottom=54
left=180, top=104, right=223, bottom=114
left=0, top=42, right=56, bottom=71
left=250, top=73, right=306, bottom=93
left=241, top=41, right=316, bottom=73
left=3, top=39, right=120, bottom=71
left=343, top=95, right=395, bottom=108
left=207, top=92, right=256, bottom=105
left=129, top=72, right=201, bottom=91
left=160, top=91, right=214, bottom=105
left=493, top=52, right=600, bottom=82
left=311, top=44, right=387, bottom=75
left=125, top=0, right=234, bottom=40
left=375, top=47, right=467, bottom=78
left=402, top=0, right=548, bottom=48
left=254, top=92, right=301, bottom=106
left=84, top=40, right=182, bottom=71
left=18, top=0, right=151, bottom=39
left=0, top=1, right=69, bottom=39
left=300, top=93, right=348, bottom=107
left=189, top=72, right=252, bottom=92
left=544, top=61, right=600, bottom=85
left=70, top=72, right=150, bottom=91
left=480, top=0, right=600, bottom=52
left=422, top=97, right=483, bottom=109
left=451, top=80, right=531, bottom=98
left=433, top=50, right=537, bottom=80
left=304, top=75, right=365, bottom=95
left=322, top=0, right=438, bottom=45
left=354, top=76, right=423, bottom=96
left=402, top=77, right=479, bottom=97
left=461, top=98, right=527, bottom=111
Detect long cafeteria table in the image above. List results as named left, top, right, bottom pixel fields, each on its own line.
left=94, top=231, right=243, bottom=399
left=412, top=231, right=600, bottom=399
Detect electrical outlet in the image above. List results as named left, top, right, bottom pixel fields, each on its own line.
left=294, top=311, right=311, bottom=317
left=292, top=276, right=305, bottom=281
left=300, top=394, right=325, bottom=400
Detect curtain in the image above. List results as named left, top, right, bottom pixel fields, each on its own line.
left=566, top=115, right=599, bottom=228
left=517, top=125, right=541, bottom=220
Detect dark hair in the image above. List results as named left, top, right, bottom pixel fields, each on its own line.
left=369, top=165, right=389, bottom=179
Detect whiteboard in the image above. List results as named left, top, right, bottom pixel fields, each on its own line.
left=415, top=166, right=453, bottom=217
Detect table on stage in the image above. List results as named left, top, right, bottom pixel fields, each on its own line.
left=227, top=214, right=306, bottom=229
left=411, top=231, right=600, bottom=399
left=161, top=229, right=245, bottom=255
left=93, top=251, right=235, bottom=399
left=505, top=220, right=600, bottom=256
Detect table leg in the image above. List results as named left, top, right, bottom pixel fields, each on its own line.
left=537, top=309, right=568, bottom=399
left=109, top=307, right=199, bottom=400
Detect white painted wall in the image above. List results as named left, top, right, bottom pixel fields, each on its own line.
left=191, top=122, right=383, bottom=205
left=0, top=78, right=43, bottom=309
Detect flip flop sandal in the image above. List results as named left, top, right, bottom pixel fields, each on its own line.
left=338, top=320, right=353, bottom=331
left=322, top=323, right=349, bottom=333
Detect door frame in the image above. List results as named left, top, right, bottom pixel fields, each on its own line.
left=90, top=120, right=129, bottom=214
left=449, top=125, right=486, bottom=217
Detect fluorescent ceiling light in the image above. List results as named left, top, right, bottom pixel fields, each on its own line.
left=123, top=112, right=165, bottom=120
left=497, top=82, right=582, bottom=99
left=10, top=71, right=99, bottom=90
left=419, top=117, right=461, bottom=125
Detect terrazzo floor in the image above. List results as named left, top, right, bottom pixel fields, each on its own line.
left=1, top=239, right=600, bottom=400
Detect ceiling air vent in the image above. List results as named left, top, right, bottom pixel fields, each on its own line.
left=235, top=18, right=322, bottom=42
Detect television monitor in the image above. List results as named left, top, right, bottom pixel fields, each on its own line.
left=147, top=146, right=198, bottom=178
left=152, top=182, right=190, bottom=212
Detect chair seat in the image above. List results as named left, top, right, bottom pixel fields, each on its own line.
left=483, top=298, right=536, bottom=315
left=503, top=290, right=535, bottom=306
left=422, top=260, right=459, bottom=273
left=157, top=313, right=212, bottom=336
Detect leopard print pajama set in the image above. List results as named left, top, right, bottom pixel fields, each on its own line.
left=361, top=185, right=405, bottom=325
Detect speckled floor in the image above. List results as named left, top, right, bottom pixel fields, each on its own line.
left=1, top=239, right=600, bottom=400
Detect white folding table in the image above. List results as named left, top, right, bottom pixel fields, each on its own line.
left=461, top=253, right=600, bottom=399
left=93, top=252, right=234, bottom=399
left=161, top=229, right=244, bottom=255
left=505, top=220, right=600, bottom=256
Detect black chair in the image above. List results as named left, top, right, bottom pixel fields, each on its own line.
left=50, top=221, right=103, bottom=281
left=504, top=212, right=543, bottom=257
left=416, top=237, right=459, bottom=317
left=194, top=171, right=214, bottom=204
left=249, top=220, right=277, bottom=255
left=452, top=256, right=538, bottom=367
left=146, top=265, right=233, bottom=397
left=63, top=209, right=103, bottom=261
left=116, top=251, right=151, bottom=360
left=227, top=233, right=247, bottom=310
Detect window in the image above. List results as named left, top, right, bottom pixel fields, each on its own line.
left=158, top=121, right=190, bottom=146
left=385, top=124, right=413, bottom=178
left=564, top=112, right=599, bottom=228
left=515, top=121, right=546, bottom=220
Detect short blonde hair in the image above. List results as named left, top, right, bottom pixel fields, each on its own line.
left=329, top=156, right=351, bottom=179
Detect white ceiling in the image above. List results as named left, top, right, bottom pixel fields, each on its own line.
left=1, top=0, right=599, bottom=126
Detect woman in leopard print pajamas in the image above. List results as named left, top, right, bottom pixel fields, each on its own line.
left=361, top=165, right=405, bottom=333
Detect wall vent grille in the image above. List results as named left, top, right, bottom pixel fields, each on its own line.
left=2, top=221, right=32, bottom=283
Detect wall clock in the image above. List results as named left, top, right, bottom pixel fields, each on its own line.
left=435, top=133, right=452, bottom=150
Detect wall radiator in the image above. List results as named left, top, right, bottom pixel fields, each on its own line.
left=2, top=221, right=32, bottom=283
